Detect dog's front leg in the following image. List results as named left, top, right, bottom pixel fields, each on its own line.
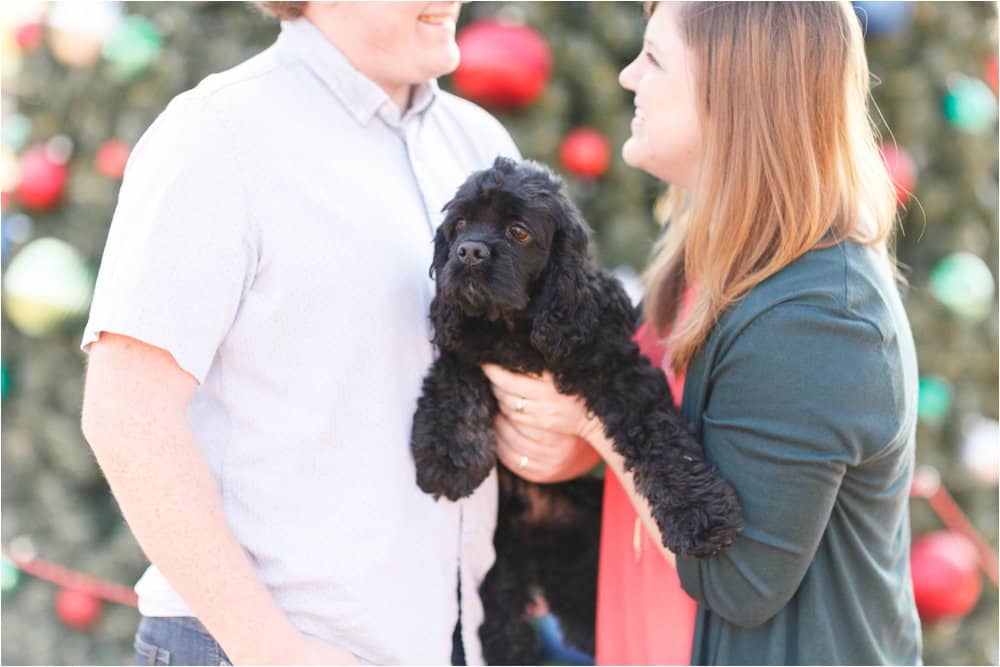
left=577, top=359, right=742, bottom=558
left=411, top=352, right=498, bottom=501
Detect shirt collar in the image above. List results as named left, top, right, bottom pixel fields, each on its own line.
left=277, top=18, right=438, bottom=127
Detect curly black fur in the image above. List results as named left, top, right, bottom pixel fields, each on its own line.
left=410, top=157, right=743, bottom=663
left=478, top=469, right=602, bottom=665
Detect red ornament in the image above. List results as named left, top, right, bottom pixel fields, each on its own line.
left=55, top=588, right=103, bottom=630
left=559, top=127, right=612, bottom=179
left=16, top=146, right=68, bottom=212
left=985, top=57, right=998, bottom=95
left=94, top=139, right=131, bottom=180
left=14, top=22, right=44, bottom=54
left=879, top=144, right=917, bottom=208
left=910, top=531, right=982, bottom=623
left=452, top=20, right=551, bottom=112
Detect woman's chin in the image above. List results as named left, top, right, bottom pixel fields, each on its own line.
left=621, top=139, right=643, bottom=169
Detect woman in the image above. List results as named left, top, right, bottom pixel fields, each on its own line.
left=483, top=2, right=922, bottom=664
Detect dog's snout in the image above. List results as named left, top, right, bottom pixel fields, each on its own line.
left=457, top=241, right=490, bottom=266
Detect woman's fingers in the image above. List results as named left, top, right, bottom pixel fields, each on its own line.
left=495, top=415, right=548, bottom=454
left=494, top=390, right=552, bottom=430
left=482, top=364, right=593, bottom=438
left=483, top=367, right=558, bottom=423
left=495, top=416, right=558, bottom=476
left=482, top=363, right=554, bottom=400
left=495, top=415, right=537, bottom=462
left=495, top=415, right=543, bottom=480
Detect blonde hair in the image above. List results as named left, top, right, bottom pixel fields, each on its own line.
left=256, top=2, right=306, bottom=20
left=642, top=1, right=899, bottom=373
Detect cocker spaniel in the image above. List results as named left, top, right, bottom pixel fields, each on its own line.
left=411, top=157, right=742, bottom=664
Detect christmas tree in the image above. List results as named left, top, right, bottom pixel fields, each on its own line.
left=1, top=2, right=996, bottom=664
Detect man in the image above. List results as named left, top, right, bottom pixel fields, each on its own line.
left=80, top=2, right=520, bottom=664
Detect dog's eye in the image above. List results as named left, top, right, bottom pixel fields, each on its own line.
left=454, top=219, right=467, bottom=233
left=508, top=223, right=532, bottom=244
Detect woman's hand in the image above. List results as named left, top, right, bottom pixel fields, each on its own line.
left=482, top=364, right=603, bottom=482
left=482, top=363, right=676, bottom=565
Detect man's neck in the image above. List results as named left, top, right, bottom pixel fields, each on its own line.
left=301, top=13, right=414, bottom=115
left=388, top=85, right=415, bottom=114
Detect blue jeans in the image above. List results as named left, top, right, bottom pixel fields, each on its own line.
left=133, top=616, right=232, bottom=666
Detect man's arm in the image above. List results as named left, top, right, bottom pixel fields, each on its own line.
left=81, top=333, right=356, bottom=665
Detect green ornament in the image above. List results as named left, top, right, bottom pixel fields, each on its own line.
left=1, top=558, right=20, bottom=595
left=917, top=375, right=952, bottom=425
left=0, top=364, right=8, bottom=399
left=2, top=115, right=31, bottom=153
left=943, top=77, right=998, bottom=134
left=102, top=15, right=162, bottom=81
left=2, top=238, right=95, bottom=338
left=929, top=252, right=995, bottom=321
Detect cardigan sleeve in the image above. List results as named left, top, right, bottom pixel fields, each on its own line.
left=675, top=302, right=904, bottom=628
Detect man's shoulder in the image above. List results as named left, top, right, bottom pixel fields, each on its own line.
left=188, top=46, right=290, bottom=107
left=128, top=48, right=291, bottom=174
left=433, top=89, right=497, bottom=123
left=146, top=46, right=293, bottom=141
left=432, top=89, right=520, bottom=158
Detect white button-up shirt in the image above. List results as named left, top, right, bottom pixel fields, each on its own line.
left=82, top=17, right=519, bottom=665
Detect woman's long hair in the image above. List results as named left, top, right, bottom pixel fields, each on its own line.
left=643, top=1, right=900, bottom=373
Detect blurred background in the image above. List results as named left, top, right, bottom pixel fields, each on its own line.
left=1, top=1, right=997, bottom=664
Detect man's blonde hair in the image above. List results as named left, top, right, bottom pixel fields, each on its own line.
left=256, top=2, right=307, bottom=21
left=643, top=1, right=899, bottom=372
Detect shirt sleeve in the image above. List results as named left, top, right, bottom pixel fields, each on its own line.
left=674, top=302, right=902, bottom=628
left=80, top=93, right=257, bottom=384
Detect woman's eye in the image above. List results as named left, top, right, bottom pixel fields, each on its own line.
left=508, top=224, right=531, bottom=243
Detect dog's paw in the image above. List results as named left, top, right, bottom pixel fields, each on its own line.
left=653, top=479, right=743, bottom=558
left=414, top=446, right=496, bottom=502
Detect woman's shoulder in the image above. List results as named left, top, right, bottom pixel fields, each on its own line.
left=695, top=240, right=918, bottom=464
left=715, top=240, right=905, bottom=347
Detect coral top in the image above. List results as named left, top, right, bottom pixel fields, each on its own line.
left=595, top=294, right=697, bottom=665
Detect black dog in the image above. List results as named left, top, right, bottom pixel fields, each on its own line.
left=411, top=157, right=742, bottom=662
left=478, top=471, right=603, bottom=664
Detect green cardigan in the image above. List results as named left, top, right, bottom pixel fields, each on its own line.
left=674, top=240, right=922, bottom=665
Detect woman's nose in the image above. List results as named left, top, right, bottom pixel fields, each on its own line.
left=619, top=58, right=639, bottom=91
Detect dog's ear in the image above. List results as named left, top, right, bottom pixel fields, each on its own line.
left=530, top=196, right=600, bottom=363
left=429, top=222, right=450, bottom=280
left=427, top=221, right=465, bottom=350
left=429, top=293, right=464, bottom=351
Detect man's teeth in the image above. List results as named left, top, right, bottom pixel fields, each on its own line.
left=418, top=15, right=454, bottom=25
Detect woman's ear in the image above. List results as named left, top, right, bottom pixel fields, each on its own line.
left=530, top=198, right=600, bottom=362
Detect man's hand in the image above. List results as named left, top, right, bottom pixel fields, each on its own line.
left=82, top=333, right=308, bottom=664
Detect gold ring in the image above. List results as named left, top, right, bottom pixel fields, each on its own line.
left=517, top=454, right=529, bottom=470
left=514, top=396, right=526, bottom=413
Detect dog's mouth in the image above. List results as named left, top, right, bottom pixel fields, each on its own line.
left=439, top=265, right=529, bottom=322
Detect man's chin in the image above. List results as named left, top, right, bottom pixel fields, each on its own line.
left=421, top=49, right=460, bottom=80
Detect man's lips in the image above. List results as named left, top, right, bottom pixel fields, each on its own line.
left=418, top=13, right=457, bottom=28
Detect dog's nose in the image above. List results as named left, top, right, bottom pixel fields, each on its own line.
left=457, top=241, right=490, bottom=266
